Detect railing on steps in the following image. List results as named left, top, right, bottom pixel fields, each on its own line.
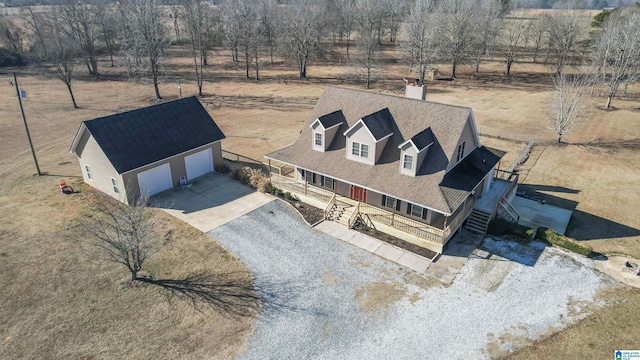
left=347, top=202, right=361, bottom=228
left=498, top=197, right=520, bottom=223
left=324, top=193, right=337, bottom=220
left=358, top=203, right=445, bottom=244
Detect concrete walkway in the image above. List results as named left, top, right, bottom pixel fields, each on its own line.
left=314, top=221, right=432, bottom=274
left=511, top=196, right=573, bottom=234
left=315, top=221, right=486, bottom=284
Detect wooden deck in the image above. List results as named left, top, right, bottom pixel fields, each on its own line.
left=474, top=179, right=513, bottom=213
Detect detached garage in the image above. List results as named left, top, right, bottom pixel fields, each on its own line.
left=69, top=96, right=226, bottom=204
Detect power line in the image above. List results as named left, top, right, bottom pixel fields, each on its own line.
left=13, top=72, right=41, bottom=176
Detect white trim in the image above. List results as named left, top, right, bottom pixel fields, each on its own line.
left=69, top=123, right=87, bottom=153
left=398, top=139, right=434, bottom=152
left=264, top=156, right=451, bottom=216
left=375, top=132, right=394, bottom=143
left=310, top=118, right=342, bottom=131
left=343, top=119, right=393, bottom=143
left=121, top=141, right=221, bottom=175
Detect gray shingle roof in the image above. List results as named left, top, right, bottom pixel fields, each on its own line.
left=318, top=110, right=345, bottom=128
left=411, top=127, right=435, bottom=150
left=81, top=96, right=225, bottom=174
left=266, top=86, right=495, bottom=214
left=360, top=108, right=394, bottom=140
left=439, top=146, right=502, bottom=210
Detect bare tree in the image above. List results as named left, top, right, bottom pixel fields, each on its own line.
left=22, top=5, right=48, bottom=56
left=34, top=6, right=81, bottom=108
left=59, top=0, right=101, bottom=79
left=593, top=8, right=640, bottom=109
left=95, top=0, right=117, bottom=67
left=83, top=194, right=161, bottom=282
left=336, top=0, right=356, bottom=61
left=404, top=0, right=440, bottom=82
left=500, top=16, right=529, bottom=75
left=471, top=0, right=502, bottom=73
left=279, top=0, right=326, bottom=79
left=440, top=0, right=478, bottom=78
left=259, top=0, right=278, bottom=64
left=354, top=0, right=384, bottom=88
left=119, top=0, right=169, bottom=100
left=0, top=16, right=26, bottom=53
left=550, top=70, right=591, bottom=143
left=527, top=17, right=547, bottom=63
left=182, top=0, right=208, bottom=95
left=543, top=6, right=587, bottom=75
left=169, top=5, right=182, bottom=42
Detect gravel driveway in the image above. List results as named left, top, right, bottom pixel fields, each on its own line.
left=210, top=200, right=615, bottom=359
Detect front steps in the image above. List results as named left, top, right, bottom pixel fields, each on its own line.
left=465, top=208, right=492, bottom=235
left=326, top=204, right=356, bottom=227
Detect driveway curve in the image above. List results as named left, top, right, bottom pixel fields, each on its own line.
left=210, top=200, right=614, bottom=359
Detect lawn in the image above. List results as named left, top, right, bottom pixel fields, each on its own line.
left=1, top=12, right=640, bottom=356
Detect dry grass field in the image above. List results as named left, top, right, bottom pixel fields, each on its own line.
left=1, top=9, right=640, bottom=356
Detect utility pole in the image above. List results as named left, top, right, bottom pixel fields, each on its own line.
left=13, top=72, right=41, bottom=176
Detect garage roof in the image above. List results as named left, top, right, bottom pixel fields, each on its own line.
left=70, top=96, right=225, bottom=174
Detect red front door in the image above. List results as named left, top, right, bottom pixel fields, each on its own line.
left=350, top=186, right=367, bottom=202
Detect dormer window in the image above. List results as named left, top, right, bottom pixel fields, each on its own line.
left=403, top=154, right=413, bottom=170
left=352, top=142, right=369, bottom=158
left=310, top=110, right=346, bottom=153
left=398, top=128, right=434, bottom=177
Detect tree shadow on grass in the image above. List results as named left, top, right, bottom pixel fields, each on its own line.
left=140, top=271, right=314, bottom=319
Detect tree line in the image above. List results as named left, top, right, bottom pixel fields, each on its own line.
left=0, top=0, right=638, bottom=113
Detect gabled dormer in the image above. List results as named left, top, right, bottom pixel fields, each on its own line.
left=343, top=108, right=394, bottom=165
left=398, top=128, right=434, bottom=177
left=310, top=110, right=345, bottom=152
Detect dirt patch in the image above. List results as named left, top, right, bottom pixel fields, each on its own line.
left=594, top=255, right=640, bottom=288
left=354, top=276, right=409, bottom=318
left=353, top=223, right=438, bottom=260
left=324, top=270, right=343, bottom=286
left=282, top=199, right=324, bottom=225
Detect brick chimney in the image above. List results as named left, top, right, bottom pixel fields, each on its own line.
left=404, top=78, right=426, bottom=100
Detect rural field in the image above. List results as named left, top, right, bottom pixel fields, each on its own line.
left=1, top=4, right=640, bottom=358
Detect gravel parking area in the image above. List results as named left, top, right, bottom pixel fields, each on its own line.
left=210, top=200, right=615, bottom=359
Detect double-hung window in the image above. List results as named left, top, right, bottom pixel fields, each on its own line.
left=352, top=142, right=360, bottom=156
left=85, top=165, right=92, bottom=181
left=111, top=178, right=120, bottom=194
left=352, top=142, right=369, bottom=158
left=456, top=142, right=466, bottom=162
left=407, top=203, right=425, bottom=218
left=403, top=155, right=413, bottom=170
left=315, top=133, right=322, bottom=146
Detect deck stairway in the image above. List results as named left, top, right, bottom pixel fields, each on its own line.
left=465, top=208, right=492, bottom=235
left=326, top=203, right=357, bottom=227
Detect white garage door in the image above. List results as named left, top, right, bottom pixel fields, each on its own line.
left=185, top=148, right=214, bottom=181
left=137, top=163, right=173, bottom=196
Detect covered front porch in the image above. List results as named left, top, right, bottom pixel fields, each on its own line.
left=269, top=172, right=471, bottom=253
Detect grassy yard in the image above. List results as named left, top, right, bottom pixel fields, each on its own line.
left=0, top=162, right=255, bottom=358
left=1, top=14, right=640, bottom=356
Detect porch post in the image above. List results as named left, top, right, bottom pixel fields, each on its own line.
left=391, top=199, right=396, bottom=226
left=444, top=215, right=448, bottom=229
left=268, top=159, right=272, bottom=180
left=304, top=177, right=308, bottom=195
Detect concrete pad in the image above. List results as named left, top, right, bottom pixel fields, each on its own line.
left=152, top=172, right=274, bottom=233
left=349, top=234, right=383, bottom=253
left=374, top=243, right=405, bottom=262
left=314, top=222, right=359, bottom=244
left=511, top=196, right=573, bottom=234
left=396, top=252, right=431, bottom=273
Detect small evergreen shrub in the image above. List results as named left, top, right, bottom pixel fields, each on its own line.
left=488, top=219, right=534, bottom=240
left=535, top=227, right=592, bottom=256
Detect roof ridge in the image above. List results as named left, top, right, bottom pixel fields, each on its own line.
left=84, top=96, right=198, bottom=124
left=324, top=85, right=472, bottom=111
